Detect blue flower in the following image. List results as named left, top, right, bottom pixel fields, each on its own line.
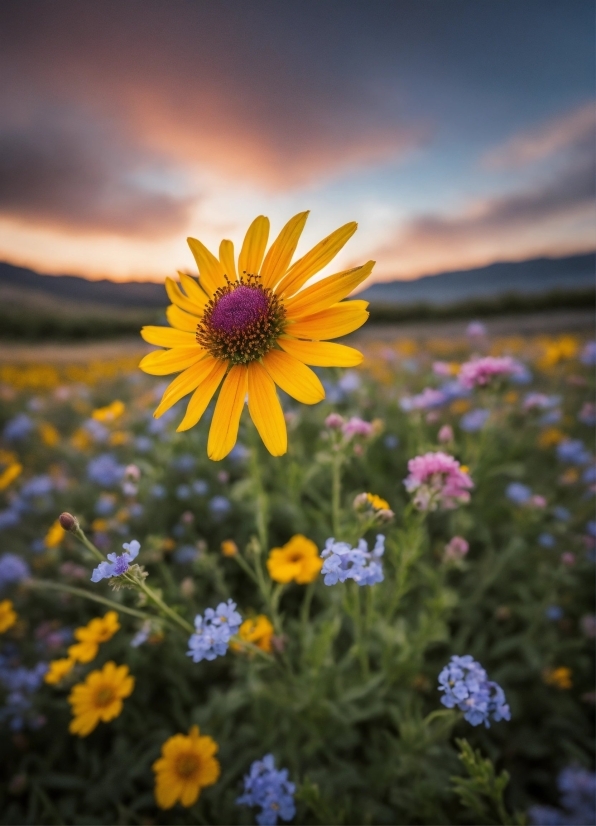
left=545, top=605, right=563, bottom=621
left=237, top=754, right=296, bottom=826
left=539, top=533, right=556, bottom=548
left=91, top=540, right=140, bottom=582
left=192, top=479, right=209, bottom=495
left=176, top=484, right=191, bottom=500
left=586, top=521, right=596, bottom=538
left=173, top=545, right=199, bottom=564
left=529, top=766, right=596, bottom=826
left=172, top=453, right=196, bottom=472
left=0, top=508, right=21, bottom=531
left=134, top=436, right=153, bottom=453
left=460, top=408, right=490, bottom=432
left=83, top=418, right=109, bottom=443
left=580, top=341, right=596, bottom=366
left=21, top=475, right=53, bottom=498
left=553, top=506, right=570, bottom=522
left=150, top=484, right=166, bottom=499
left=506, top=482, right=532, bottom=504
left=0, top=554, right=30, bottom=589
left=187, top=600, right=242, bottom=663
left=321, top=535, right=385, bottom=587
left=3, top=414, right=34, bottom=441
left=87, top=454, right=125, bottom=487
left=556, top=439, right=591, bottom=466
left=209, top=496, right=231, bottom=518
left=438, top=655, right=511, bottom=728
left=0, top=658, right=47, bottom=731
left=95, top=493, right=116, bottom=516
left=384, top=434, right=399, bottom=449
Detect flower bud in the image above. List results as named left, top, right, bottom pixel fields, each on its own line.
left=438, top=425, right=453, bottom=443
left=58, top=512, right=78, bottom=532
left=325, top=413, right=345, bottom=429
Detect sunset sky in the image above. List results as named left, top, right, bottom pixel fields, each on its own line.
left=0, top=0, right=594, bottom=286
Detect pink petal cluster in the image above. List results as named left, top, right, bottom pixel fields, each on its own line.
left=458, top=356, right=522, bottom=389
left=404, top=451, right=474, bottom=511
left=342, top=417, right=374, bottom=438
left=444, top=535, right=469, bottom=562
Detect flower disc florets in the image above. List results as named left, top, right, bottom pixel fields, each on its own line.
left=196, top=275, right=286, bottom=365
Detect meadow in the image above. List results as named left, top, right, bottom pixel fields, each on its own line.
left=0, top=326, right=594, bottom=825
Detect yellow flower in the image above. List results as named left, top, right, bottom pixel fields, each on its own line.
left=0, top=599, right=17, bottom=633
left=267, top=534, right=322, bottom=584
left=232, top=615, right=274, bottom=654
left=538, top=427, right=565, bottom=448
left=0, top=462, right=22, bottom=491
left=543, top=666, right=573, bottom=690
left=365, top=493, right=390, bottom=510
left=108, top=430, right=129, bottom=446
left=71, top=428, right=92, bottom=450
left=220, top=539, right=238, bottom=557
left=44, top=519, right=65, bottom=549
left=39, top=422, right=60, bottom=446
left=68, top=611, right=120, bottom=664
left=45, top=658, right=75, bottom=685
left=450, top=399, right=471, bottom=415
left=68, top=661, right=134, bottom=737
left=153, top=725, right=220, bottom=809
left=139, top=213, right=374, bottom=460
left=92, top=400, right=125, bottom=423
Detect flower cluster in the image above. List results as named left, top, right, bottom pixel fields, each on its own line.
left=458, top=356, right=522, bottom=389
left=0, top=652, right=47, bottom=731
left=237, top=754, right=296, bottom=826
left=438, top=655, right=511, bottom=727
left=67, top=611, right=120, bottom=663
left=91, top=540, right=140, bottom=582
left=0, top=553, right=30, bottom=589
left=529, top=766, right=596, bottom=826
left=506, top=482, right=546, bottom=508
left=187, top=600, right=242, bottom=663
left=353, top=492, right=394, bottom=522
left=404, top=452, right=473, bottom=511
left=320, top=535, right=385, bottom=586
left=556, top=438, right=591, bottom=465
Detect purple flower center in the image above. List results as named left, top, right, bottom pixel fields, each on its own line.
left=210, top=286, right=269, bottom=334
left=113, top=556, right=130, bottom=576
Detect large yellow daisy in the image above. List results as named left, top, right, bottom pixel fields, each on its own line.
left=139, top=212, right=374, bottom=460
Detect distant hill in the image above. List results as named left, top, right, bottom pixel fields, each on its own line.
left=358, top=252, right=595, bottom=306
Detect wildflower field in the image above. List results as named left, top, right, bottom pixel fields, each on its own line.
left=0, top=327, right=594, bottom=825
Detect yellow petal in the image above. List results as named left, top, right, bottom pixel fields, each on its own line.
left=177, top=360, right=227, bottom=431
left=154, top=356, right=222, bottom=417
left=139, top=346, right=205, bottom=376
left=219, top=239, right=237, bottom=281
left=262, top=350, right=325, bottom=404
left=287, top=300, right=369, bottom=339
left=187, top=237, right=227, bottom=295
left=165, top=277, right=204, bottom=316
left=247, top=362, right=287, bottom=456
left=166, top=304, right=200, bottom=333
left=207, top=366, right=248, bottom=461
left=141, top=327, right=197, bottom=347
left=177, top=272, right=209, bottom=310
left=238, top=215, right=270, bottom=277
left=277, top=221, right=358, bottom=297
left=279, top=338, right=363, bottom=367
left=285, top=261, right=374, bottom=318
left=260, top=211, right=309, bottom=289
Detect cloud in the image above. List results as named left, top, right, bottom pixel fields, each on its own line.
left=482, top=101, right=595, bottom=169
left=0, top=110, right=195, bottom=236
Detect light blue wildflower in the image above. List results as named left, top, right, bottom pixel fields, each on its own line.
left=580, top=341, right=596, bottom=366
left=0, top=554, right=30, bottom=589
left=3, top=414, right=34, bottom=441
left=506, top=482, right=532, bottom=504
left=192, top=479, right=209, bottom=495
left=557, top=439, right=591, bottom=465
left=438, top=654, right=511, bottom=728
left=553, top=506, right=571, bottom=521
left=83, top=418, right=109, bottom=443
left=87, top=454, right=125, bottom=487
left=529, top=766, right=596, bottom=826
left=209, top=496, right=231, bottom=518
left=91, top=540, right=140, bottom=582
left=320, top=535, right=384, bottom=587
left=460, top=408, right=490, bottom=432
left=187, top=600, right=242, bottom=663
left=539, top=533, right=556, bottom=548
left=545, top=605, right=563, bottom=621
left=237, top=754, right=296, bottom=826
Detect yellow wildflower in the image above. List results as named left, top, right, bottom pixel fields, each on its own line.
left=560, top=468, right=579, bottom=485
left=153, top=725, right=220, bottom=809
left=504, top=391, right=518, bottom=404
left=543, top=666, right=572, bottom=690
left=0, top=462, right=22, bottom=491
left=68, top=661, right=134, bottom=737
left=45, top=658, right=75, bottom=685
left=108, top=430, right=129, bottom=446
left=91, top=518, right=109, bottom=532
left=220, top=540, right=238, bottom=557
left=68, top=611, right=120, bottom=664
left=71, top=428, right=92, bottom=450
left=92, top=400, right=125, bottom=423
left=267, top=534, right=322, bottom=584
left=365, top=493, right=390, bottom=510
left=139, top=212, right=373, bottom=460
left=538, top=428, right=565, bottom=448
left=39, top=422, right=60, bottom=446
left=232, top=615, right=274, bottom=654
left=44, top=519, right=65, bottom=549
left=0, top=599, right=17, bottom=633
left=450, top=399, right=471, bottom=415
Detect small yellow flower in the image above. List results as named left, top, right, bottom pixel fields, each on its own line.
left=71, top=429, right=92, bottom=450
left=538, top=427, right=565, bottom=448
left=0, top=462, right=22, bottom=491
left=560, top=468, right=579, bottom=485
left=45, top=658, right=75, bottom=685
left=450, top=399, right=471, bottom=415
left=267, top=534, right=322, bottom=584
left=108, top=430, right=129, bottom=446
left=220, top=539, right=238, bottom=557
left=232, top=615, right=274, bottom=654
left=44, top=519, right=65, bottom=549
left=504, top=391, right=518, bottom=404
left=39, top=422, right=60, bottom=446
left=91, top=518, right=109, bottom=532
left=0, top=599, right=17, bottom=633
left=68, top=661, right=134, bottom=737
left=543, top=666, right=572, bottom=690
left=92, top=400, right=125, bottom=423
left=68, top=611, right=120, bottom=664
left=153, top=725, right=220, bottom=809
left=365, top=493, right=390, bottom=511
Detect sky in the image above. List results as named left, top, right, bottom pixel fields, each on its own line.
left=0, top=0, right=594, bottom=287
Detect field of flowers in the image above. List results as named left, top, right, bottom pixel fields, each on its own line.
left=0, top=327, right=594, bottom=825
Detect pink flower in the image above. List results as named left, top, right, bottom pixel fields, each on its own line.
left=438, top=425, right=454, bottom=443
left=342, top=417, right=374, bottom=438
left=458, top=357, right=522, bottom=389
left=529, top=495, right=547, bottom=508
left=561, top=552, right=576, bottom=566
left=325, top=413, right=345, bottom=429
left=444, top=536, right=469, bottom=561
left=433, top=361, right=453, bottom=377
left=404, top=451, right=473, bottom=511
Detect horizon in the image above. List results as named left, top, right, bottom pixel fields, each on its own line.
left=0, top=1, right=594, bottom=288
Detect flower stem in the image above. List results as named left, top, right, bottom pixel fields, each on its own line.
left=73, top=525, right=106, bottom=563
left=331, top=452, right=343, bottom=537
left=28, top=579, right=150, bottom=621
left=134, top=579, right=195, bottom=635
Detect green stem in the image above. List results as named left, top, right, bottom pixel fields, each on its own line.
left=250, top=442, right=269, bottom=552
left=28, top=579, right=150, bottom=621
left=300, top=581, right=316, bottom=629
left=135, top=579, right=194, bottom=635
left=73, top=526, right=106, bottom=563
left=331, top=452, right=343, bottom=537
left=351, top=582, right=369, bottom=678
